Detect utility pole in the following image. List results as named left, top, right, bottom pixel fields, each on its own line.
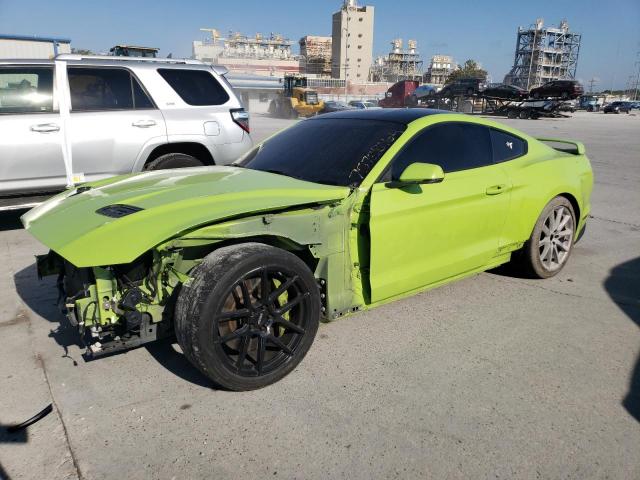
left=634, top=48, right=640, bottom=101
left=343, top=2, right=350, bottom=101
left=587, top=77, right=598, bottom=94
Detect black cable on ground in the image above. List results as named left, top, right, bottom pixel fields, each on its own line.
left=6, top=404, right=53, bottom=433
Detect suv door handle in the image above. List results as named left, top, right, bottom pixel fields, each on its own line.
left=486, top=184, right=507, bottom=195
left=30, top=123, right=60, bottom=133
left=132, top=120, right=156, bottom=128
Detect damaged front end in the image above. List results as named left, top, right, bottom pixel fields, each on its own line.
left=37, top=249, right=187, bottom=358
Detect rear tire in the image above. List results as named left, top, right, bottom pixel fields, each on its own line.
left=513, top=196, right=576, bottom=279
left=175, top=243, right=320, bottom=391
left=519, top=109, right=531, bottom=119
left=144, top=153, right=204, bottom=171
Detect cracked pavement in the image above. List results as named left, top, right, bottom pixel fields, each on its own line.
left=0, top=111, right=639, bottom=479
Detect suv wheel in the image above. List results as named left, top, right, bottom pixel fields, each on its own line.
left=144, top=153, right=205, bottom=171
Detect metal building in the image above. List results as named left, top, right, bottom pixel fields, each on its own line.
left=0, top=34, right=71, bottom=59
left=423, top=55, right=456, bottom=86
left=370, top=39, right=423, bottom=83
left=504, top=19, right=581, bottom=90
left=331, top=0, right=375, bottom=81
left=299, top=36, right=332, bottom=77
left=192, top=29, right=300, bottom=76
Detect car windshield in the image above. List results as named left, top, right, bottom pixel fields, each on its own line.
left=235, top=118, right=406, bottom=187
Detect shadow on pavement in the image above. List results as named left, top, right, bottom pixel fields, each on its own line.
left=13, top=263, right=85, bottom=364
left=145, top=338, right=216, bottom=389
left=0, top=424, right=27, bottom=479
left=603, top=257, right=640, bottom=422
left=0, top=210, right=27, bottom=232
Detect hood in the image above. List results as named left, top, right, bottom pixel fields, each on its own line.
left=22, top=166, right=350, bottom=267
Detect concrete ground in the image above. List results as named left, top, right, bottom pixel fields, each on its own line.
left=0, top=111, right=638, bottom=480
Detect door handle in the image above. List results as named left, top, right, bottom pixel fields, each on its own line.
left=30, top=123, right=60, bottom=133
left=132, top=120, right=156, bottom=128
left=486, top=184, right=507, bottom=195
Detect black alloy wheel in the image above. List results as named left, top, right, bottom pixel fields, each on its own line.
left=212, top=266, right=313, bottom=378
left=175, top=243, right=320, bottom=391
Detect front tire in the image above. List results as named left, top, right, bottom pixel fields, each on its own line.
left=514, top=197, right=576, bottom=278
left=175, top=243, right=320, bottom=391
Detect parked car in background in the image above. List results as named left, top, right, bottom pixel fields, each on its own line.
left=603, top=101, right=631, bottom=114
left=438, top=78, right=487, bottom=97
left=578, top=95, right=600, bottom=112
left=413, top=84, right=439, bottom=99
left=407, top=84, right=439, bottom=106
left=530, top=80, right=584, bottom=100
left=0, top=55, right=252, bottom=201
left=482, top=84, right=528, bottom=100
left=348, top=100, right=381, bottom=110
left=321, top=101, right=355, bottom=113
left=558, top=101, right=577, bottom=113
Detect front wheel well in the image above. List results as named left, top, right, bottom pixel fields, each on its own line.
left=185, top=236, right=319, bottom=276
left=145, top=143, right=215, bottom=167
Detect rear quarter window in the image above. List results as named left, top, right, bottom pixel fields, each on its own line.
left=158, top=68, right=229, bottom=106
left=490, top=129, right=527, bottom=163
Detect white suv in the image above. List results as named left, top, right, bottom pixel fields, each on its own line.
left=0, top=55, right=252, bottom=204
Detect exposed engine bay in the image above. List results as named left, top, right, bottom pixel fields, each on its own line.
left=39, top=250, right=183, bottom=357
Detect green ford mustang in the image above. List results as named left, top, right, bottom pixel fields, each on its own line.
left=23, top=109, right=593, bottom=390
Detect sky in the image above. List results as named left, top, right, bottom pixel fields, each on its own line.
left=1, top=0, right=638, bottom=90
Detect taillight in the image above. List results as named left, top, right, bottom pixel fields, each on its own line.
left=230, top=108, right=250, bottom=133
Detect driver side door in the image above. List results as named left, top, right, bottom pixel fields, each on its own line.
left=368, top=122, right=511, bottom=303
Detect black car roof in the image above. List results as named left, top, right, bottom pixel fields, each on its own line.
left=310, top=108, right=446, bottom=124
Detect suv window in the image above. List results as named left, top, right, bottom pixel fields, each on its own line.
left=158, top=68, right=229, bottom=106
left=490, top=129, right=527, bottom=163
left=68, top=67, right=154, bottom=111
left=0, top=66, right=54, bottom=114
left=390, top=122, right=493, bottom=178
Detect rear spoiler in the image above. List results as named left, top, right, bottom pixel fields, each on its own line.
left=537, top=137, right=585, bottom=155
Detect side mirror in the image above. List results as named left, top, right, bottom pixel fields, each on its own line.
left=387, top=163, right=445, bottom=188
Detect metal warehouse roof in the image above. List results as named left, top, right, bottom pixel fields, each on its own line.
left=0, top=34, right=71, bottom=44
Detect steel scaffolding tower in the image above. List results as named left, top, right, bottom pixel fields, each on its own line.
left=370, top=39, right=423, bottom=83
left=505, top=19, right=581, bottom=90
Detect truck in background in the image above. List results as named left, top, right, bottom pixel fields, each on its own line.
left=378, top=80, right=419, bottom=108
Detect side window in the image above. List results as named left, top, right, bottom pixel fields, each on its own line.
left=157, top=68, right=229, bottom=106
left=490, top=129, right=527, bottom=163
left=0, top=66, right=54, bottom=114
left=390, top=122, right=493, bottom=179
left=68, top=67, right=154, bottom=112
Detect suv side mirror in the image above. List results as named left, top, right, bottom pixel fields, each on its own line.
left=386, top=163, right=445, bottom=188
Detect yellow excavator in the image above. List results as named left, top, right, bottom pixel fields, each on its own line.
left=269, top=75, right=324, bottom=118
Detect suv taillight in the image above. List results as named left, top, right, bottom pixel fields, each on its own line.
left=230, top=108, right=250, bottom=133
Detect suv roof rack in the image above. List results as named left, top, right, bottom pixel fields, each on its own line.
left=55, top=54, right=204, bottom=65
